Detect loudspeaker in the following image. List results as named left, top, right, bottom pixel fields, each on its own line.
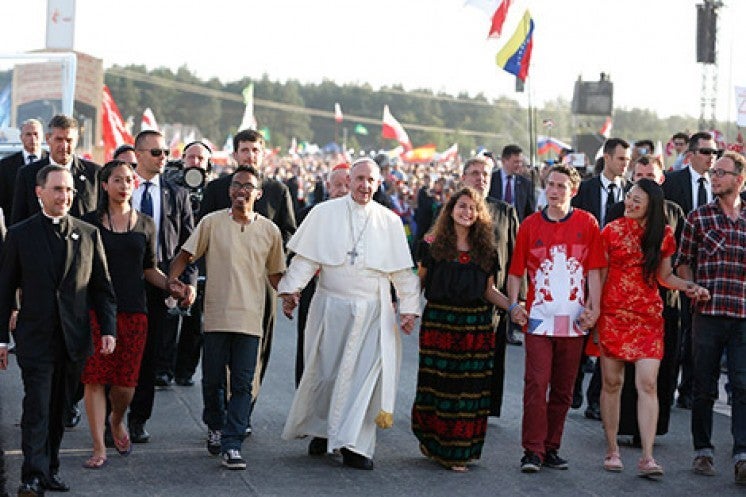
left=696, top=3, right=717, bottom=64
left=571, top=80, right=613, bottom=116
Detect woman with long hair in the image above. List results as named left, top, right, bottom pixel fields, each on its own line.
left=598, top=178, right=709, bottom=477
left=412, top=187, right=509, bottom=472
left=80, top=160, right=181, bottom=469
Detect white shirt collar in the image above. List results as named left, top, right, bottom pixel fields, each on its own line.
left=48, top=156, right=74, bottom=169
left=136, top=173, right=161, bottom=189
left=688, top=165, right=707, bottom=183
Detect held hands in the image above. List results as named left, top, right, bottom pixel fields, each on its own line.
left=101, top=335, right=116, bottom=355
left=168, top=279, right=196, bottom=307
left=509, top=303, right=528, bottom=327
left=400, top=314, right=416, bottom=335
left=577, top=306, right=600, bottom=331
left=684, top=282, right=711, bottom=302
left=280, top=293, right=300, bottom=319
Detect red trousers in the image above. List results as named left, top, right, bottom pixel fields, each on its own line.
left=521, top=334, right=584, bottom=459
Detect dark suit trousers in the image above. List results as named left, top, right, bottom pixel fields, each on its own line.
left=16, top=339, right=84, bottom=482
left=130, top=285, right=180, bottom=424
left=174, top=279, right=205, bottom=380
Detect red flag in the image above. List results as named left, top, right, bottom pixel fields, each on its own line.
left=101, top=85, right=134, bottom=161
left=382, top=105, right=412, bottom=151
left=141, top=107, right=159, bottom=132
left=599, top=117, right=613, bottom=139
left=488, top=0, right=512, bottom=38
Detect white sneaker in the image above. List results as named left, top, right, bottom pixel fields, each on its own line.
left=221, top=449, right=246, bottom=470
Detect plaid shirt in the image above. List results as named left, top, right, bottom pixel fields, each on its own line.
left=675, top=201, right=746, bottom=318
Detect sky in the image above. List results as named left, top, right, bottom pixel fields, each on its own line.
left=3, top=0, right=745, bottom=125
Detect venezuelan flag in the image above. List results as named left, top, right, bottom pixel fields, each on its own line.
left=495, top=9, right=534, bottom=81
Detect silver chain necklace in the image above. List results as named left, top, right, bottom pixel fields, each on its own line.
left=347, top=203, right=372, bottom=265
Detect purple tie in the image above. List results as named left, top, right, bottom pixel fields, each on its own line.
left=504, top=175, right=513, bottom=204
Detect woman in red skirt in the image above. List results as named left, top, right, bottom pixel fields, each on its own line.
left=80, top=160, right=181, bottom=469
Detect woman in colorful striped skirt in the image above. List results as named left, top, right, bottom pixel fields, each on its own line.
left=412, top=187, right=510, bottom=472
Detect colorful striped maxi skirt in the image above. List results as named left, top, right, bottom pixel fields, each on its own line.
left=411, top=301, right=495, bottom=468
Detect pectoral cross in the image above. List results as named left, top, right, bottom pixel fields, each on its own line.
left=347, top=247, right=359, bottom=265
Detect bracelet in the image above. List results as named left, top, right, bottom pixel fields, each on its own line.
left=508, top=302, right=520, bottom=314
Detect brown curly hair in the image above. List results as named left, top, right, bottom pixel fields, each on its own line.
left=428, top=187, right=496, bottom=273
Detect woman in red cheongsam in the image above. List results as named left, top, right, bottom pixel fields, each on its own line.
left=597, top=178, right=709, bottom=478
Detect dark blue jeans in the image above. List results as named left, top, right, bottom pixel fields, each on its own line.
left=691, top=313, right=746, bottom=460
left=201, top=332, right=259, bottom=452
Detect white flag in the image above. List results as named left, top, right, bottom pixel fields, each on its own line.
left=239, top=83, right=257, bottom=131
left=141, top=107, right=159, bottom=132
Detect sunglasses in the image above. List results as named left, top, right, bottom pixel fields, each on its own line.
left=696, top=148, right=721, bottom=157
left=138, top=148, right=170, bottom=157
left=709, top=168, right=739, bottom=178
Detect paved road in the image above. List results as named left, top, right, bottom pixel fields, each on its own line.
left=0, top=308, right=741, bottom=496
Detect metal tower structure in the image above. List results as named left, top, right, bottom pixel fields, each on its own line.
left=697, top=1, right=723, bottom=130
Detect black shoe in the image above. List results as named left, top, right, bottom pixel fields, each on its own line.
left=543, top=450, right=568, bottom=470
left=174, top=377, right=194, bottom=387
left=129, top=421, right=150, bottom=443
left=676, top=396, right=692, bottom=409
left=506, top=330, right=523, bottom=346
left=154, top=373, right=172, bottom=387
left=207, top=429, right=221, bottom=456
left=571, top=388, right=583, bottom=409
left=63, top=404, right=81, bottom=429
left=520, top=451, right=542, bottom=473
left=17, top=477, right=45, bottom=497
left=584, top=403, right=601, bottom=421
left=308, top=437, right=328, bottom=456
left=43, top=474, right=69, bottom=492
left=340, top=448, right=374, bottom=470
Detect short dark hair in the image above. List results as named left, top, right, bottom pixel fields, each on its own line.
left=688, top=131, right=713, bottom=152
left=233, top=165, right=260, bottom=179
left=36, top=164, right=69, bottom=187
left=134, top=130, right=163, bottom=149
left=113, top=144, right=135, bottom=158
left=501, top=144, right=522, bottom=159
left=634, top=139, right=654, bottom=152
left=548, top=164, right=581, bottom=189
left=233, top=129, right=264, bottom=152
left=671, top=132, right=689, bottom=142
left=47, top=114, right=78, bottom=132
left=603, top=138, right=630, bottom=156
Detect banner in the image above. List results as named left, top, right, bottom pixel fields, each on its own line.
left=736, top=86, right=746, bottom=127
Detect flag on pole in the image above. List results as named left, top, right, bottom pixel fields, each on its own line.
left=402, top=144, right=437, bottom=163
left=239, top=83, right=257, bottom=131
left=537, top=135, right=571, bottom=155
left=141, top=107, right=159, bottom=132
left=495, top=9, right=534, bottom=81
left=101, top=85, right=134, bottom=160
left=465, top=0, right=513, bottom=38
left=382, top=105, right=412, bottom=151
left=436, top=143, right=459, bottom=163
left=599, top=117, right=613, bottom=138
left=334, top=102, right=343, bottom=123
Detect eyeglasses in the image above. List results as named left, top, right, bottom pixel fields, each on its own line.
left=695, top=148, right=721, bottom=157
left=230, top=181, right=258, bottom=191
left=138, top=148, right=170, bottom=157
left=709, top=168, right=740, bottom=178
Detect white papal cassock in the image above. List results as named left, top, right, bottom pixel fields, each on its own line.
left=278, top=194, right=420, bottom=458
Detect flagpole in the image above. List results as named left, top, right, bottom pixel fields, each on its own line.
left=527, top=77, right=536, bottom=166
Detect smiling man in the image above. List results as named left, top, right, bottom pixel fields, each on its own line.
left=278, top=158, right=419, bottom=470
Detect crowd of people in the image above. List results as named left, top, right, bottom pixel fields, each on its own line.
left=0, top=116, right=744, bottom=496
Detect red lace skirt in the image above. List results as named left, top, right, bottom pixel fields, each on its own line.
left=81, top=312, right=148, bottom=387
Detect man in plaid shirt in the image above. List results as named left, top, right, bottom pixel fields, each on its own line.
left=676, top=150, right=746, bottom=485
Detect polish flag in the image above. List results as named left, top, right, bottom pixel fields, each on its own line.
left=141, top=107, right=159, bottom=132
left=382, top=105, right=412, bottom=151
left=599, top=117, right=613, bottom=139
left=101, top=85, right=134, bottom=161
left=465, top=0, right=513, bottom=38
left=334, top=102, right=343, bottom=123
left=436, top=143, right=459, bottom=163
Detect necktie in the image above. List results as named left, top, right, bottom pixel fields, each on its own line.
left=504, top=175, right=513, bottom=204
left=141, top=181, right=154, bottom=217
left=27, top=154, right=36, bottom=165
left=697, top=177, right=707, bottom=208
left=604, top=183, right=616, bottom=225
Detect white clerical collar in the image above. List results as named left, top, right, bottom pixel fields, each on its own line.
left=41, top=209, right=66, bottom=224
left=49, top=156, right=74, bottom=169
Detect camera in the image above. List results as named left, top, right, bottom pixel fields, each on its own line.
left=165, top=160, right=207, bottom=204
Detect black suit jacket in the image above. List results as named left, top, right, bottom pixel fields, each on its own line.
left=11, top=156, right=100, bottom=225
left=572, top=175, right=628, bottom=227
left=200, top=174, right=297, bottom=245
left=662, top=167, right=696, bottom=215
left=154, top=178, right=197, bottom=285
left=0, top=214, right=117, bottom=362
left=488, top=171, right=535, bottom=222
left=0, top=151, right=48, bottom=224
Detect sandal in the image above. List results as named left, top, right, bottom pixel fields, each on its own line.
left=638, top=457, right=663, bottom=477
left=83, top=455, right=108, bottom=469
left=110, top=415, right=132, bottom=456
left=603, top=451, right=624, bottom=472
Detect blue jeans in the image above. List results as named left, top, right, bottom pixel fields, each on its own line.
left=201, top=332, right=259, bottom=452
left=691, top=314, right=746, bottom=461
